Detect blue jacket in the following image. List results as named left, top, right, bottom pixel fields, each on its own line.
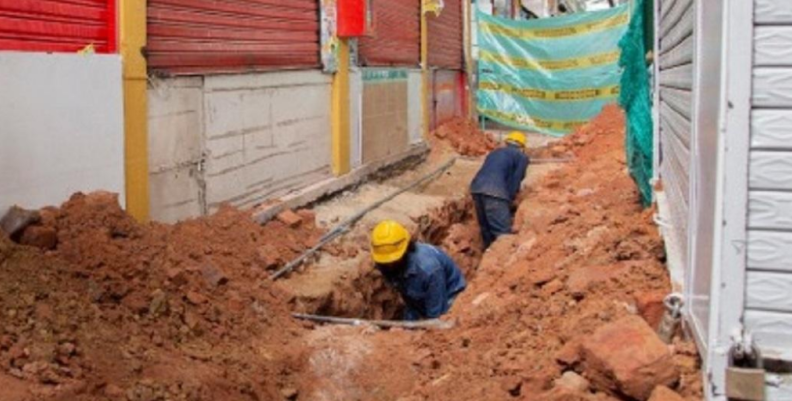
left=470, top=145, right=530, bottom=201
left=377, top=243, right=466, bottom=321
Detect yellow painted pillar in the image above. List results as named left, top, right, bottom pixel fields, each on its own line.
left=331, top=39, right=351, bottom=176
left=120, top=0, right=150, bottom=222
left=421, top=1, right=430, bottom=138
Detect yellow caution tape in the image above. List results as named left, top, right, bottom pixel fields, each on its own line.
left=480, top=109, right=589, bottom=131
left=480, top=12, right=629, bottom=40
left=480, top=50, right=621, bottom=71
left=479, top=81, right=620, bottom=101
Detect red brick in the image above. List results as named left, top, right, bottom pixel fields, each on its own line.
left=634, top=291, right=667, bottom=330
left=648, top=386, right=685, bottom=401
left=19, top=226, right=58, bottom=250
left=581, top=315, right=678, bottom=400
left=276, top=210, right=303, bottom=227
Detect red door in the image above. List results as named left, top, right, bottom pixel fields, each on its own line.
left=427, top=0, right=464, bottom=70
left=358, top=0, right=420, bottom=67
left=0, top=0, right=116, bottom=53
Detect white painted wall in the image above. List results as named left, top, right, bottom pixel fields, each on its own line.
left=408, top=70, right=425, bottom=145
left=148, top=70, right=333, bottom=222
left=0, top=52, right=124, bottom=215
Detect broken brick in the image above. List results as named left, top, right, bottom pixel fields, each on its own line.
left=581, top=315, right=679, bottom=400
left=201, top=263, right=229, bottom=288
left=276, top=210, right=303, bottom=228
left=648, top=386, right=685, bottom=401
left=185, top=291, right=208, bottom=305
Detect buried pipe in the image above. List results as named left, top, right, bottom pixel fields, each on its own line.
left=269, top=157, right=459, bottom=280
left=292, top=313, right=455, bottom=330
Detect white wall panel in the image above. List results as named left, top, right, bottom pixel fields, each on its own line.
left=660, top=87, right=693, bottom=119
left=659, top=63, right=694, bottom=90
left=753, top=68, right=792, bottom=108
left=746, top=310, right=792, bottom=346
left=660, top=7, right=694, bottom=51
left=749, top=151, right=792, bottom=190
left=755, top=27, right=792, bottom=66
left=748, top=231, right=792, bottom=272
left=749, top=191, right=792, bottom=230
left=0, top=52, right=124, bottom=214
left=755, top=0, right=792, bottom=25
left=660, top=101, right=692, bottom=148
left=659, top=35, right=693, bottom=70
left=660, top=0, right=693, bottom=38
left=747, top=272, right=792, bottom=312
left=752, top=110, right=792, bottom=150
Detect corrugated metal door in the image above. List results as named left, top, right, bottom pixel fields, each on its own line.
left=0, top=0, right=116, bottom=53
left=358, top=0, right=420, bottom=67
left=147, top=0, right=320, bottom=75
left=427, top=0, right=463, bottom=70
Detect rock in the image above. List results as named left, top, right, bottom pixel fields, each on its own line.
left=648, top=386, right=685, bottom=401
left=276, top=210, right=303, bottom=228
left=555, top=371, right=590, bottom=393
left=527, top=266, right=556, bottom=286
left=19, top=226, right=58, bottom=250
left=201, top=263, right=228, bottom=287
left=122, top=291, right=149, bottom=314
left=148, top=289, right=168, bottom=315
left=581, top=315, right=679, bottom=400
left=634, top=291, right=667, bottom=330
left=0, top=206, right=41, bottom=238
left=280, top=387, right=298, bottom=400
left=556, top=339, right=582, bottom=366
left=297, top=209, right=316, bottom=225
left=105, top=384, right=125, bottom=397
left=185, top=291, right=207, bottom=305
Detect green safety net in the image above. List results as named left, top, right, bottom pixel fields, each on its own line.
left=476, top=6, right=630, bottom=136
left=618, top=0, right=653, bottom=206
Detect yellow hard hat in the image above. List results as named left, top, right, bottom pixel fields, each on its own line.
left=370, top=220, right=411, bottom=264
left=505, top=131, right=527, bottom=148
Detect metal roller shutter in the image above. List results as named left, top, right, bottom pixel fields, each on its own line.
left=147, top=0, right=320, bottom=75
left=427, top=0, right=463, bottom=70
left=0, top=0, right=116, bottom=53
left=358, top=0, right=420, bottom=67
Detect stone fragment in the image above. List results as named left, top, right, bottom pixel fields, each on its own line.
left=556, top=339, right=582, bottom=366
left=0, top=206, right=41, bottom=238
left=554, top=371, right=590, bottom=393
left=148, top=289, right=168, bottom=315
left=581, top=315, right=679, bottom=400
left=647, top=386, right=685, bottom=401
left=201, top=263, right=228, bottom=287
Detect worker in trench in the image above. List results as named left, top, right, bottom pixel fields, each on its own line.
left=470, top=131, right=530, bottom=249
left=370, top=220, right=466, bottom=321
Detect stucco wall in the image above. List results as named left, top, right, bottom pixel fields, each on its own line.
left=0, top=52, right=124, bottom=215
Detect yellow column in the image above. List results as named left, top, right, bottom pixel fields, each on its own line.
left=421, top=1, right=430, bottom=138
left=331, top=39, right=351, bottom=176
left=120, top=0, right=150, bottom=222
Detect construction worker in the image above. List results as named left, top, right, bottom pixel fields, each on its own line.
left=370, top=220, right=466, bottom=321
left=470, top=131, right=530, bottom=248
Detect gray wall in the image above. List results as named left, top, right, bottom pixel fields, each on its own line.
left=0, top=52, right=125, bottom=214
left=148, top=71, right=332, bottom=223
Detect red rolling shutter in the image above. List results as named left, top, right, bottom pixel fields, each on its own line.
left=358, top=0, right=420, bottom=67
left=427, top=0, right=463, bottom=70
left=147, top=0, right=320, bottom=75
left=0, top=0, right=116, bottom=53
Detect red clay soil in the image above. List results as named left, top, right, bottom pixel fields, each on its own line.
left=0, top=196, right=325, bottom=400
left=432, top=117, right=498, bottom=157
left=296, top=105, right=702, bottom=401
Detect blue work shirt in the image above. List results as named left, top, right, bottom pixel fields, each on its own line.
left=376, top=243, right=466, bottom=321
left=470, top=144, right=530, bottom=201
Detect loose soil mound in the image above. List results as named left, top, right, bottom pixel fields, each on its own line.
left=432, top=117, right=498, bottom=157
left=0, top=194, right=325, bottom=400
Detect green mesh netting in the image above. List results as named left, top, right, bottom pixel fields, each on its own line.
left=618, top=0, right=654, bottom=206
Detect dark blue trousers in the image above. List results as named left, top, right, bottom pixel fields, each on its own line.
left=472, top=194, right=512, bottom=249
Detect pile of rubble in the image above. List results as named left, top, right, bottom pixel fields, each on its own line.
left=432, top=117, right=498, bottom=157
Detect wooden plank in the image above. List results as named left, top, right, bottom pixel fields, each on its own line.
left=659, top=63, right=693, bottom=90
left=659, top=35, right=693, bottom=70
left=659, top=5, right=693, bottom=52
left=755, top=27, right=792, bottom=67
left=755, top=0, right=792, bottom=25
left=748, top=230, right=792, bottom=271
left=749, top=191, right=792, bottom=230
left=753, top=68, right=792, bottom=108
left=750, top=151, right=792, bottom=190
left=752, top=110, right=792, bottom=150
left=660, top=87, right=693, bottom=119
left=660, top=0, right=692, bottom=38
left=747, top=271, right=792, bottom=312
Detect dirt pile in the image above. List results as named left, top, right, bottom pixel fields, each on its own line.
left=528, top=104, right=623, bottom=161
left=432, top=117, right=498, bottom=157
left=0, top=193, right=326, bottom=400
